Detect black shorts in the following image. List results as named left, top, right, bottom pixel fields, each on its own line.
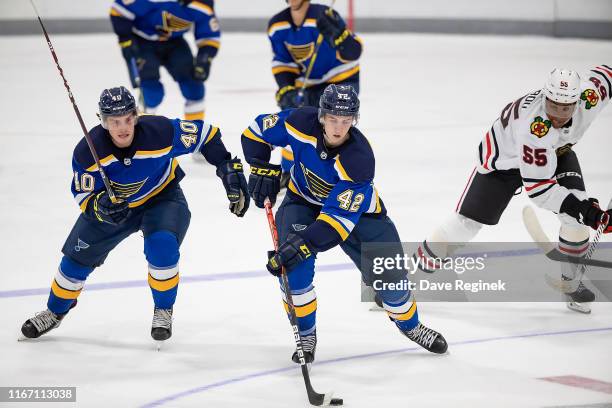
left=456, top=149, right=585, bottom=225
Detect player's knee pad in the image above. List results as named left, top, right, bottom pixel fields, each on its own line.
left=427, top=214, right=483, bottom=257
left=141, top=79, right=164, bottom=108
left=179, top=80, right=205, bottom=101
left=144, top=230, right=180, bottom=268
left=59, top=256, right=94, bottom=281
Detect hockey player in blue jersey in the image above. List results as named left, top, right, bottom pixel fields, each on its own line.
left=241, top=84, right=448, bottom=362
left=110, top=0, right=220, bottom=120
left=268, top=0, right=363, bottom=186
left=20, top=87, right=249, bottom=343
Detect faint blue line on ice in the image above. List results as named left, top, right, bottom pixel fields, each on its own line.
left=0, top=263, right=354, bottom=299
left=2, top=243, right=611, bottom=299
left=139, top=326, right=612, bottom=407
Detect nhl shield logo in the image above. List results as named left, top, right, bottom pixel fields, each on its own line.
left=320, top=151, right=327, bottom=159
left=530, top=116, right=551, bottom=138
left=124, top=158, right=132, bottom=166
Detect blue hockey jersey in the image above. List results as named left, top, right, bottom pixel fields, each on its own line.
left=72, top=115, right=223, bottom=211
left=110, top=0, right=220, bottom=54
left=241, top=107, right=384, bottom=252
left=268, top=3, right=362, bottom=90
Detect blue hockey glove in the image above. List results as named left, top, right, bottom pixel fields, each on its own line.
left=193, top=52, right=212, bottom=82
left=316, top=10, right=349, bottom=47
left=216, top=157, right=250, bottom=217
left=247, top=159, right=282, bottom=208
left=119, top=38, right=141, bottom=88
left=87, top=191, right=131, bottom=225
left=266, top=233, right=314, bottom=276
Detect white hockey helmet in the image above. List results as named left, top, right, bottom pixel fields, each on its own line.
left=544, top=68, right=581, bottom=104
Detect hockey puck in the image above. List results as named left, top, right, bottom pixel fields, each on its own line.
left=330, top=398, right=343, bottom=405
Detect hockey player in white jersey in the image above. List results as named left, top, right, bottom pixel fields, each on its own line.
left=413, top=65, right=612, bottom=313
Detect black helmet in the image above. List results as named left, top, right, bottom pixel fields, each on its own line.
left=98, top=86, right=137, bottom=128
left=318, top=84, right=360, bottom=120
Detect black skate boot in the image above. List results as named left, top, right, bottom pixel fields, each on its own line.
left=401, top=323, right=448, bottom=354
left=564, top=277, right=595, bottom=314
left=292, top=331, right=316, bottom=364
left=21, top=310, right=67, bottom=339
left=151, top=307, right=173, bottom=342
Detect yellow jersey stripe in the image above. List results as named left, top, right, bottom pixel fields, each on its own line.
left=189, top=1, right=213, bottom=15
left=387, top=300, right=417, bottom=321
left=185, top=111, right=204, bottom=121
left=272, top=65, right=301, bottom=75
left=268, top=21, right=291, bottom=36
left=129, top=159, right=178, bottom=208
left=86, top=154, right=117, bottom=172
left=148, top=273, right=180, bottom=292
left=329, top=65, right=360, bottom=84
left=110, top=8, right=121, bottom=17
left=317, top=213, right=349, bottom=241
left=204, top=126, right=219, bottom=145
left=242, top=128, right=269, bottom=145
left=283, top=299, right=317, bottom=317
left=286, top=122, right=317, bottom=145
left=51, top=280, right=82, bottom=300
left=197, top=39, right=220, bottom=48
left=288, top=179, right=301, bottom=196
left=335, top=157, right=353, bottom=181
left=281, top=148, right=294, bottom=161
left=133, top=146, right=172, bottom=158
left=79, top=194, right=94, bottom=212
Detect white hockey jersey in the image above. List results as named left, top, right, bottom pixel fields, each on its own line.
left=477, top=64, right=612, bottom=212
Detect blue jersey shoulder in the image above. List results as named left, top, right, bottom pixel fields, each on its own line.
left=136, top=115, right=175, bottom=149
left=73, top=115, right=175, bottom=169
left=337, top=127, right=375, bottom=182
left=268, top=7, right=291, bottom=30
left=286, top=106, right=319, bottom=135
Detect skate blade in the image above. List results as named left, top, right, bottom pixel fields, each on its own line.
left=17, top=334, right=29, bottom=342
left=368, top=304, right=385, bottom=312
left=155, top=340, right=165, bottom=351
left=566, top=301, right=591, bottom=314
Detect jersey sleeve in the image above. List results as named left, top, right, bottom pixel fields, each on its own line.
left=188, top=0, right=221, bottom=58
left=267, top=21, right=300, bottom=88
left=168, top=118, right=229, bottom=165
left=110, top=0, right=152, bottom=22
left=241, top=111, right=291, bottom=163
left=71, top=154, right=104, bottom=213
left=583, top=65, right=612, bottom=112
left=300, top=150, right=375, bottom=252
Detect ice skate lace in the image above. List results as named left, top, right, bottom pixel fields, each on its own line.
left=300, top=333, right=317, bottom=353
left=406, top=323, right=438, bottom=348
left=152, top=309, right=172, bottom=329
left=30, top=310, right=59, bottom=332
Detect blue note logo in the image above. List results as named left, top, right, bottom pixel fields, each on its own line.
left=74, top=238, right=90, bottom=252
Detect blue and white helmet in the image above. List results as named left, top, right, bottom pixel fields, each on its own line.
left=318, top=84, right=360, bottom=122
left=98, top=86, right=137, bottom=128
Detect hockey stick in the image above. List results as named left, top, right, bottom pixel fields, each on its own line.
left=29, top=0, right=119, bottom=204
left=522, top=205, right=611, bottom=293
left=297, top=0, right=337, bottom=104
left=129, top=57, right=146, bottom=112
left=264, top=199, right=343, bottom=407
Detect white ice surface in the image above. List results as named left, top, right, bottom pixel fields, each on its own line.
left=1, top=33, right=611, bottom=407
